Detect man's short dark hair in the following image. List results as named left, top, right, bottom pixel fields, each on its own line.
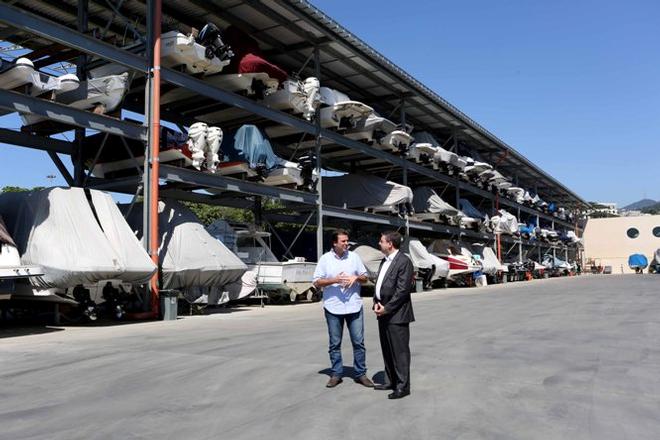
left=332, top=229, right=350, bottom=244
left=381, top=231, right=402, bottom=249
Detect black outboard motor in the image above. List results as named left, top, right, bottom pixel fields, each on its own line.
left=72, top=284, right=97, bottom=321
left=297, top=154, right=317, bottom=191
left=196, top=23, right=234, bottom=62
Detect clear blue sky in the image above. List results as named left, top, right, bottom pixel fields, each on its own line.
left=2, top=0, right=659, bottom=207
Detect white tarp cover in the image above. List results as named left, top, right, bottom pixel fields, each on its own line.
left=0, top=215, right=21, bottom=268
left=471, top=243, right=506, bottom=275
left=490, top=209, right=519, bottom=235
left=404, top=238, right=449, bottom=279
left=121, top=200, right=247, bottom=290
left=322, top=174, right=413, bottom=210
left=412, top=187, right=461, bottom=219
left=353, top=245, right=383, bottom=280
left=0, top=188, right=156, bottom=288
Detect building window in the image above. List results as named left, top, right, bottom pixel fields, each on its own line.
left=627, top=227, right=640, bottom=239
left=653, top=226, right=660, bottom=238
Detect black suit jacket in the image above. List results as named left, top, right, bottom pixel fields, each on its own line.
left=373, top=251, right=415, bottom=324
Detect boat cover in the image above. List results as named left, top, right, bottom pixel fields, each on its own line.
left=628, top=254, right=648, bottom=269
left=221, top=124, right=286, bottom=170
left=223, top=26, right=287, bottom=82
left=490, top=209, right=519, bottom=235
left=412, top=187, right=461, bottom=219
left=0, top=188, right=156, bottom=288
left=353, top=245, right=383, bottom=280
left=459, top=198, right=488, bottom=221
left=322, top=174, right=413, bottom=210
left=404, top=238, right=449, bottom=279
left=471, top=243, right=506, bottom=275
left=654, top=249, right=660, bottom=265
left=121, top=200, right=247, bottom=290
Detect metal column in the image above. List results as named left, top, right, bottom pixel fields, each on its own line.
left=314, top=45, right=324, bottom=260
left=73, top=0, right=88, bottom=186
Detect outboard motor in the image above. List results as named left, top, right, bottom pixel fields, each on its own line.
left=72, top=284, right=97, bottom=321
left=297, top=154, right=317, bottom=191
left=197, top=23, right=234, bottom=62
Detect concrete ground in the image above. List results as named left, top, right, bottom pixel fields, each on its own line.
left=2, top=274, right=660, bottom=440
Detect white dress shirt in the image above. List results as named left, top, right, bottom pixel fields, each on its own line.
left=375, top=250, right=398, bottom=300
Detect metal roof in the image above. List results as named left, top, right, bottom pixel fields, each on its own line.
left=0, top=0, right=588, bottom=208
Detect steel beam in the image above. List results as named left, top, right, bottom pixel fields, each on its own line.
left=0, top=89, right=147, bottom=141
left=0, top=128, right=73, bottom=154
left=159, top=164, right=318, bottom=205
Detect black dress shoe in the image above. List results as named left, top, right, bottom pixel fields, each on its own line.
left=388, top=389, right=410, bottom=399
left=374, top=383, right=393, bottom=391
left=326, top=376, right=343, bottom=388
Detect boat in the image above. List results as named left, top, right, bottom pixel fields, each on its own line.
left=412, top=186, right=479, bottom=228
left=628, top=254, right=648, bottom=274
left=459, top=198, right=490, bottom=224
left=427, top=239, right=481, bottom=281
left=408, top=142, right=439, bottom=165
left=322, top=173, right=413, bottom=216
left=519, top=222, right=537, bottom=239
left=0, top=215, right=43, bottom=300
left=505, top=186, right=526, bottom=204
left=489, top=209, right=519, bottom=235
left=464, top=158, right=493, bottom=183
left=352, top=244, right=384, bottom=283
left=0, top=57, right=36, bottom=90
left=207, top=220, right=317, bottom=302
left=121, top=200, right=254, bottom=305
left=160, top=25, right=233, bottom=76
left=215, top=124, right=316, bottom=190
left=470, top=243, right=508, bottom=281
left=650, top=249, right=660, bottom=274
left=22, top=73, right=130, bottom=127
left=317, top=86, right=374, bottom=130
left=0, top=188, right=156, bottom=297
left=261, top=77, right=321, bottom=121
left=82, top=123, right=222, bottom=178
left=403, top=237, right=449, bottom=289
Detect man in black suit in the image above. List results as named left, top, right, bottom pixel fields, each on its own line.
left=373, top=231, right=415, bottom=399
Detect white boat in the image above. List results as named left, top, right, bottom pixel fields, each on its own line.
left=318, top=86, right=374, bottom=130
left=207, top=220, right=317, bottom=302
left=408, top=142, right=438, bottom=164
left=412, top=186, right=479, bottom=228
left=261, top=77, right=320, bottom=121
left=489, top=209, right=519, bottom=235
left=0, top=57, right=36, bottom=90
left=506, top=186, right=526, bottom=204
left=161, top=29, right=232, bottom=76
left=0, top=215, right=43, bottom=300
left=22, top=73, right=129, bottom=127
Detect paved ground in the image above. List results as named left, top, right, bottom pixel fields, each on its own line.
left=2, top=274, right=660, bottom=440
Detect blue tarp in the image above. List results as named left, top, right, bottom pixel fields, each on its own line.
left=547, top=202, right=557, bottom=213
left=519, top=223, right=536, bottom=236
left=628, top=254, right=648, bottom=269
left=220, top=124, right=284, bottom=170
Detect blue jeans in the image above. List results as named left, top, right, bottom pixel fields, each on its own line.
left=324, top=307, right=367, bottom=378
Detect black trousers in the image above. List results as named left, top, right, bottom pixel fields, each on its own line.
left=378, top=319, right=411, bottom=392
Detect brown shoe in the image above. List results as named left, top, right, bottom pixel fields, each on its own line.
left=354, top=375, right=375, bottom=388
left=326, top=376, right=343, bottom=388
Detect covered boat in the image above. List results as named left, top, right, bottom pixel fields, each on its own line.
left=490, top=209, right=519, bottom=235
left=408, top=142, right=439, bottom=165
left=628, top=254, right=648, bottom=273
left=470, top=243, right=507, bottom=277
left=160, top=26, right=233, bottom=76
left=506, top=186, right=526, bottom=204
left=262, top=77, right=321, bottom=121
left=403, top=237, right=449, bottom=288
left=352, top=244, right=384, bottom=281
left=22, top=73, right=130, bottom=127
left=0, top=188, right=156, bottom=289
left=217, top=124, right=315, bottom=189
left=322, top=174, right=413, bottom=215
left=412, top=187, right=478, bottom=228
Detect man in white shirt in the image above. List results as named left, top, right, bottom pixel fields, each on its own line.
left=313, top=229, right=373, bottom=388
